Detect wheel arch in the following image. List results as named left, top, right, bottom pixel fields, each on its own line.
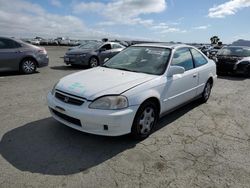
left=19, top=56, right=38, bottom=70
left=89, top=55, right=100, bottom=64
left=140, top=97, right=161, bottom=117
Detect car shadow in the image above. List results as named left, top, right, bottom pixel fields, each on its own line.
left=0, top=100, right=201, bottom=175
left=217, top=75, right=248, bottom=81
left=50, top=65, right=87, bottom=71
left=0, top=71, right=39, bottom=77
left=155, top=100, right=201, bottom=132
left=0, top=118, right=137, bottom=175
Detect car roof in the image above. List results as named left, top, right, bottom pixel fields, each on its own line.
left=0, top=36, right=23, bottom=43
left=132, top=43, right=193, bottom=49
left=0, top=36, right=16, bottom=40
left=225, top=45, right=250, bottom=49
left=103, top=41, right=124, bottom=45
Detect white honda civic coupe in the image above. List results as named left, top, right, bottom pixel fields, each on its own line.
left=47, top=44, right=216, bottom=139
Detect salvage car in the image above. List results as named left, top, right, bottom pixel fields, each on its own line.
left=0, top=37, right=49, bottom=74
left=216, top=46, right=250, bottom=76
left=48, top=44, right=216, bottom=139
left=64, top=41, right=125, bottom=68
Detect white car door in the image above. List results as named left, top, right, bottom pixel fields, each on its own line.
left=162, top=47, right=199, bottom=112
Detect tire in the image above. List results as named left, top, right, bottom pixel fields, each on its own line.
left=20, top=59, right=37, bottom=74
left=89, top=57, right=99, bottom=68
left=131, top=101, right=159, bottom=140
left=243, top=67, right=250, bottom=78
left=200, top=81, right=212, bottom=103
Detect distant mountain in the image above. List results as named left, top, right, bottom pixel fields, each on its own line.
left=232, top=39, right=250, bottom=47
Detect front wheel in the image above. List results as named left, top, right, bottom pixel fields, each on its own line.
left=200, top=81, right=212, bottom=103
left=89, top=57, right=99, bottom=68
left=20, top=59, right=37, bottom=74
left=131, top=101, right=159, bottom=140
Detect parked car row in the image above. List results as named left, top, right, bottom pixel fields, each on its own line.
left=24, top=37, right=81, bottom=46
left=1, top=36, right=250, bottom=78
left=1, top=36, right=250, bottom=139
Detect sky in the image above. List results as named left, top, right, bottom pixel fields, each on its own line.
left=0, top=0, right=250, bottom=43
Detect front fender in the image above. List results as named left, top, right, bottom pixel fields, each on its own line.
left=127, top=89, right=161, bottom=107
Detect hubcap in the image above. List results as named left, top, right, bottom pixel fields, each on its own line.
left=23, top=60, right=35, bottom=73
left=204, top=83, right=211, bottom=100
left=90, top=58, right=98, bottom=68
left=139, top=107, right=155, bottom=135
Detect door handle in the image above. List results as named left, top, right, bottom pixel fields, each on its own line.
left=193, top=74, right=197, bottom=78
left=15, top=51, right=22, bottom=53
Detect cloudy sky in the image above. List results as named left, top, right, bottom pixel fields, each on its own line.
left=0, top=0, right=249, bottom=43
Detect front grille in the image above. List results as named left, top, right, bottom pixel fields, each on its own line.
left=51, top=108, right=82, bottom=127
left=55, top=92, right=84, bottom=106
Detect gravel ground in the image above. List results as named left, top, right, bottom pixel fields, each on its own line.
left=0, top=46, right=250, bottom=188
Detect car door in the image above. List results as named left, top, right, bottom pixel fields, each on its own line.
left=190, top=48, right=210, bottom=95
left=162, top=47, right=199, bottom=112
left=98, top=43, right=112, bottom=63
left=0, top=38, right=22, bottom=71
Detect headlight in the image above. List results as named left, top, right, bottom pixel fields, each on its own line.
left=89, top=95, right=128, bottom=110
left=51, top=81, right=59, bottom=95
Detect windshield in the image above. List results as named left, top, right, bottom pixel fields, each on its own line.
left=218, top=46, right=250, bottom=57
left=103, top=46, right=171, bottom=75
left=79, top=41, right=102, bottom=49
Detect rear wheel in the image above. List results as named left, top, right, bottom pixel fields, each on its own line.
left=131, top=101, right=159, bottom=140
left=20, top=59, right=37, bottom=74
left=89, top=57, right=99, bottom=68
left=200, top=81, right=212, bottom=103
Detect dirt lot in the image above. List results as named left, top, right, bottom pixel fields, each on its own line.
left=0, top=46, right=250, bottom=188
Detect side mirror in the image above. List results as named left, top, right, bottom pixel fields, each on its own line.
left=104, top=58, right=109, bottom=62
left=167, top=66, right=185, bottom=77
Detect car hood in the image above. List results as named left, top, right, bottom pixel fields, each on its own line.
left=240, top=57, right=250, bottom=61
left=66, top=49, right=94, bottom=55
left=56, top=67, right=157, bottom=100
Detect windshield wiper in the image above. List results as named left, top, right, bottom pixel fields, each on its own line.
left=114, top=67, right=140, bottom=73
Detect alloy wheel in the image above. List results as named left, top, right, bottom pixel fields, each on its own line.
left=89, top=58, right=98, bottom=68
left=22, top=60, right=36, bottom=74
left=139, top=107, right=155, bottom=135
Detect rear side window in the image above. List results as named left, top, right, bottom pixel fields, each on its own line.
left=190, top=48, right=208, bottom=67
left=0, top=38, right=21, bottom=49
left=172, top=48, right=194, bottom=71
left=112, top=44, right=124, bottom=49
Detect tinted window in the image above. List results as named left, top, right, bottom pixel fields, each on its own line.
left=101, top=44, right=111, bottom=50
left=0, top=38, right=21, bottom=49
left=190, top=48, right=208, bottom=67
left=172, top=48, right=194, bottom=71
left=218, top=47, right=250, bottom=57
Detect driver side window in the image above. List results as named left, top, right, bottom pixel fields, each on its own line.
left=101, top=44, right=111, bottom=51
left=0, top=38, right=20, bottom=49
left=172, top=48, right=194, bottom=71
